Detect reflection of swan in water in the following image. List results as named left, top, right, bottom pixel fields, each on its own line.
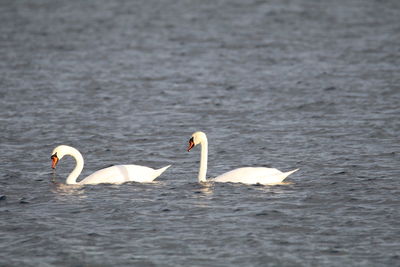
left=198, top=183, right=214, bottom=195
left=187, top=131, right=298, bottom=185
left=51, top=181, right=87, bottom=197
left=51, top=145, right=171, bottom=185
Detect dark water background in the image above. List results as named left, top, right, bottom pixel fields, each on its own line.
left=1, top=0, right=399, bottom=266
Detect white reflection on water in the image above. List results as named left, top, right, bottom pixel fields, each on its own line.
left=198, top=182, right=215, bottom=195
left=50, top=182, right=87, bottom=198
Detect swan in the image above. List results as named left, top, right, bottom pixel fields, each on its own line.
left=51, top=145, right=171, bottom=185
left=187, top=131, right=298, bottom=185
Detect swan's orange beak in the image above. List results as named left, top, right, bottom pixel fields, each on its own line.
left=187, top=137, right=195, bottom=152
left=51, top=153, right=59, bottom=169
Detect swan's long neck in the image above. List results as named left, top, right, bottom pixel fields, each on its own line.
left=198, top=138, right=208, bottom=183
left=65, top=147, right=84, bottom=184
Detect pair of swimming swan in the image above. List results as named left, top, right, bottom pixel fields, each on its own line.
left=51, top=131, right=298, bottom=185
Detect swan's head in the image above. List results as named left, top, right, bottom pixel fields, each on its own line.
left=187, top=131, right=207, bottom=152
left=50, top=145, right=71, bottom=169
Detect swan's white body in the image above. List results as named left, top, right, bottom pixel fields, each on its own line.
left=214, top=167, right=298, bottom=184
left=51, top=145, right=170, bottom=185
left=187, top=131, right=298, bottom=185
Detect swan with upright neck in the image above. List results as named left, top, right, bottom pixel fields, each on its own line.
left=51, top=145, right=171, bottom=185
left=187, top=131, right=298, bottom=185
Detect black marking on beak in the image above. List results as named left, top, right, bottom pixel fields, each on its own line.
left=187, top=137, right=195, bottom=152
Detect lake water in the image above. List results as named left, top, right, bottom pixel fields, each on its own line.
left=1, top=0, right=399, bottom=266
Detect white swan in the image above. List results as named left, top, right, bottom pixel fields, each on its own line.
left=51, top=145, right=171, bottom=185
left=187, top=131, right=298, bottom=185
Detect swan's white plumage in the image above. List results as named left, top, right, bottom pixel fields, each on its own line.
left=214, top=167, right=298, bottom=185
left=79, top=164, right=171, bottom=185
left=51, top=145, right=170, bottom=185
left=188, top=131, right=298, bottom=185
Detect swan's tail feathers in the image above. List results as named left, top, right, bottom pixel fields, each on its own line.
left=280, top=168, right=299, bottom=182
left=285, top=168, right=299, bottom=177
left=152, top=165, right=171, bottom=181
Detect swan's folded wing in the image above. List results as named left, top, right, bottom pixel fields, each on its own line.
left=124, top=164, right=166, bottom=182
left=213, top=167, right=283, bottom=184
left=79, top=165, right=159, bottom=185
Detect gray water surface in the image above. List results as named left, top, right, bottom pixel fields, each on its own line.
left=1, top=0, right=400, bottom=266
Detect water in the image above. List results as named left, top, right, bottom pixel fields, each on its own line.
left=1, top=0, right=399, bottom=266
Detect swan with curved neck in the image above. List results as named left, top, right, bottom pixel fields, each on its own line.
left=51, top=145, right=171, bottom=185
left=187, top=131, right=298, bottom=185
